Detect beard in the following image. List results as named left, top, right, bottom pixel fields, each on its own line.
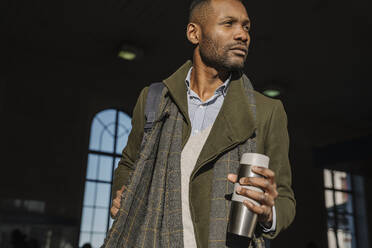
left=199, top=33, right=248, bottom=71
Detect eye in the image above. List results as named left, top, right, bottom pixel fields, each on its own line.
left=224, top=20, right=233, bottom=26
left=243, top=25, right=250, bottom=32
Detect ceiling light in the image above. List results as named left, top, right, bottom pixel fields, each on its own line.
left=118, top=44, right=143, bottom=61
left=263, top=89, right=281, bottom=98
left=118, top=51, right=136, bottom=61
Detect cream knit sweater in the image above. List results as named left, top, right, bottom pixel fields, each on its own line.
left=180, top=125, right=213, bottom=247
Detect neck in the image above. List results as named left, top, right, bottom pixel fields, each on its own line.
left=190, top=48, right=230, bottom=102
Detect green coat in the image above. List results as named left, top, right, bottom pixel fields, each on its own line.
left=113, top=60, right=295, bottom=247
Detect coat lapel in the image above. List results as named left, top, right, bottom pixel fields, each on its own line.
left=192, top=73, right=257, bottom=178
left=163, top=60, right=257, bottom=179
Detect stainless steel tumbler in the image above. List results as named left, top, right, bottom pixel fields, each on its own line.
left=227, top=153, right=270, bottom=238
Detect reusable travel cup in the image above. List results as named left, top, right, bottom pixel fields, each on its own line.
left=227, top=153, right=270, bottom=238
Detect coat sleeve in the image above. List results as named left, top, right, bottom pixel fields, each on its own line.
left=111, top=87, right=149, bottom=199
left=262, top=99, right=296, bottom=239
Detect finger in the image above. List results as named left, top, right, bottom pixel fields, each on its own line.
left=113, top=198, right=121, bottom=209
left=251, top=166, right=275, bottom=182
left=243, top=200, right=264, bottom=215
left=227, top=173, right=237, bottom=183
left=110, top=207, right=119, bottom=219
left=116, top=186, right=126, bottom=198
left=243, top=201, right=272, bottom=221
left=237, top=187, right=275, bottom=207
left=119, top=185, right=126, bottom=193
left=239, top=177, right=276, bottom=195
left=116, top=190, right=121, bottom=199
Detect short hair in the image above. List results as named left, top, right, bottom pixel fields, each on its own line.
left=188, top=0, right=211, bottom=25
left=188, top=0, right=243, bottom=25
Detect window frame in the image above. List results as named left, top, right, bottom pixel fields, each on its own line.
left=324, top=169, right=358, bottom=248
left=79, top=109, right=131, bottom=247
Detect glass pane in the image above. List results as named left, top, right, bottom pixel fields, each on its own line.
left=87, top=154, right=98, bottom=180
left=91, top=233, right=105, bottom=248
left=333, top=171, right=350, bottom=191
left=109, top=217, right=114, bottom=230
left=327, top=228, right=356, bottom=248
left=89, top=117, right=104, bottom=152
left=95, top=183, right=111, bottom=207
left=116, top=112, right=132, bottom=154
left=79, top=232, right=91, bottom=247
left=337, top=214, right=355, bottom=233
left=324, top=169, right=333, bottom=188
left=114, top=157, right=120, bottom=171
left=83, top=182, right=95, bottom=206
left=100, top=124, right=115, bottom=153
left=327, top=229, right=337, bottom=248
left=98, top=110, right=116, bottom=126
left=93, top=208, right=109, bottom=232
left=327, top=210, right=335, bottom=229
left=97, top=156, right=113, bottom=182
left=89, top=109, right=116, bottom=153
left=335, top=192, right=353, bottom=214
left=80, top=207, right=93, bottom=231
left=336, top=229, right=355, bottom=248
left=325, top=190, right=334, bottom=208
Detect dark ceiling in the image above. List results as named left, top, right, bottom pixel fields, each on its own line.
left=3, top=0, right=372, bottom=146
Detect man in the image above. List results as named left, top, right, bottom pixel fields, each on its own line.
left=105, top=0, right=295, bottom=247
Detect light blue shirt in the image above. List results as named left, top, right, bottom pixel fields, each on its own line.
left=185, top=67, right=231, bottom=136
left=185, top=67, right=276, bottom=233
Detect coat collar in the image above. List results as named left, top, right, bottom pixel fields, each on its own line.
left=163, top=60, right=192, bottom=126
left=163, top=60, right=256, bottom=170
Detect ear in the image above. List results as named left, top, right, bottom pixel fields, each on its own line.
left=186, top=23, right=201, bottom=45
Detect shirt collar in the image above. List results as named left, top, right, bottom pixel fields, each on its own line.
left=185, top=67, right=232, bottom=97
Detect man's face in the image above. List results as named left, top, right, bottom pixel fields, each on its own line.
left=198, top=0, right=251, bottom=71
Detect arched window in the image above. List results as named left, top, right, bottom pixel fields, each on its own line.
left=79, top=109, right=132, bottom=248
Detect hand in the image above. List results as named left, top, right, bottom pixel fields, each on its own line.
left=227, top=166, right=278, bottom=225
left=110, top=185, right=125, bottom=219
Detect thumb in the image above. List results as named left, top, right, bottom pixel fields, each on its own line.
left=227, top=173, right=238, bottom=183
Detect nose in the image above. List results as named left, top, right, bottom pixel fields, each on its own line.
left=234, top=26, right=249, bottom=44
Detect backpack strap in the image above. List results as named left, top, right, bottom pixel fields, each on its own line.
left=144, top=82, right=165, bottom=132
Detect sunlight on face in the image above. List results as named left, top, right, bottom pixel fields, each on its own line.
left=198, top=0, right=251, bottom=71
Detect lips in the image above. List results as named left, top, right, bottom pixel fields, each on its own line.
left=230, top=46, right=248, bottom=56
